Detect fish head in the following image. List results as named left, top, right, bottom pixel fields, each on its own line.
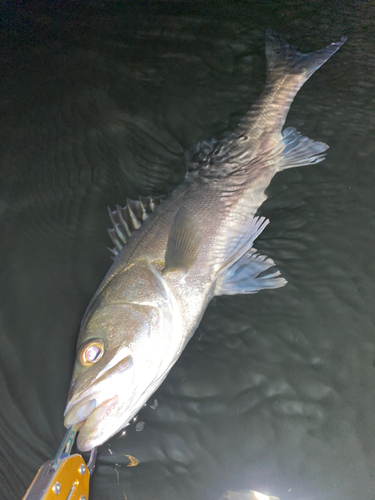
left=64, top=259, right=182, bottom=451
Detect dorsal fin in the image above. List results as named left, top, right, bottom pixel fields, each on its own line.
left=107, top=195, right=164, bottom=258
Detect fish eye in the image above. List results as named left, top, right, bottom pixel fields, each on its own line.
left=79, top=339, right=104, bottom=366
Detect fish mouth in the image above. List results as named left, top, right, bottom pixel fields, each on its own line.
left=64, top=393, right=100, bottom=427
left=63, top=351, right=134, bottom=450
left=78, top=395, right=118, bottom=451
left=64, top=348, right=133, bottom=426
left=64, top=394, right=119, bottom=451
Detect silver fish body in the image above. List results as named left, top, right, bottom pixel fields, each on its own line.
left=64, top=30, right=346, bottom=451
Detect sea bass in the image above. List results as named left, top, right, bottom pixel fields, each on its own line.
left=64, top=30, right=346, bottom=451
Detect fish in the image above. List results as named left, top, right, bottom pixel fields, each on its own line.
left=64, top=30, right=346, bottom=451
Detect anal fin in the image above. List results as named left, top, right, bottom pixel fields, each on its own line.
left=218, top=216, right=270, bottom=275
left=279, top=127, right=329, bottom=170
left=215, top=249, right=287, bottom=296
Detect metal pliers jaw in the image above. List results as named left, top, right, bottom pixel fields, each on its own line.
left=22, top=425, right=97, bottom=500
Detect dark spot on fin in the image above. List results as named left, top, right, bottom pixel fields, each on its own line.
left=164, top=207, right=201, bottom=274
left=107, top=195, right=165, bottom=257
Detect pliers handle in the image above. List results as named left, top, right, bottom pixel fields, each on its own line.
left=22, top=426, right=97, bottom=500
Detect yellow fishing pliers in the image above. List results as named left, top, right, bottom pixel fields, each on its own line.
left=22, top=425, right=97, bottom=500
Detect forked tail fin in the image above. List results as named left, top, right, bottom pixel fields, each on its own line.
left=197, top=31, right=346, bottom=180
left=234, top=30, right=347, bottom=139
left=265, top=28, right=347, bottom=84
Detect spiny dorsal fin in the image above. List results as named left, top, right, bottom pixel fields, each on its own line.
left=164, top=207, right=201, bottom=273
left=108, top=195, right=164, bottom=258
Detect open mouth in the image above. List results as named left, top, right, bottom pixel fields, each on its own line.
left=64, top=394, right=119, bottom=451
left=64, top=394, right=118, bottom=427
left=64, top=394, right=97, bottom=426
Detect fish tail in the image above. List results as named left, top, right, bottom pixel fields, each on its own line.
left=199, top=31, right=346, bottom=179
left=261, top=30, right=347, bottom=170
left=265, top=28, right=347, bottom=85
left=234, top=31, right=346, bottom=139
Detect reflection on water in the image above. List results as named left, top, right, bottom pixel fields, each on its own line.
left=1, top=2, right=375, bottom=500
left=219, top=489, right=280, bottom=500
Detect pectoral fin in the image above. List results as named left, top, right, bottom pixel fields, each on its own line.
left=215, top=249, right=287, bottom=296
left=164, top=207, right=201, bottom=273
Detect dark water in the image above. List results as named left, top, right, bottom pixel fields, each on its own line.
left=1, top=1, right=375, bottom=499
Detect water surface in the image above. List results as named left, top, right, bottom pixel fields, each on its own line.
left=1, top=2, right=374, bottom=499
